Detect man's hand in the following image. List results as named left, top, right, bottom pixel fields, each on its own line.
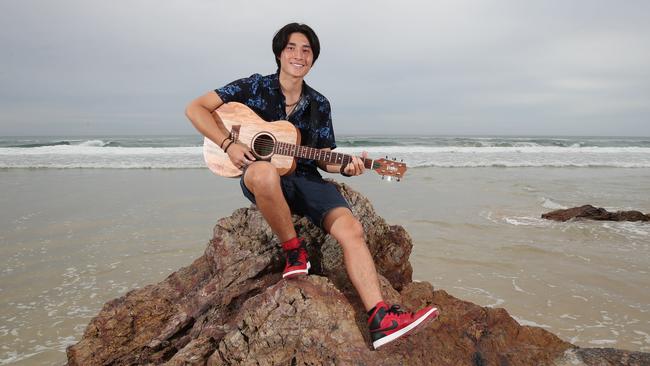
left=341, top=151, right=368, bottom=176
left=227, top=142, right=257, bottom=170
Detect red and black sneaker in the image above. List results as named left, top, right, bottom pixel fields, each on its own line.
left=368, top=301, right=439, bottom=349
left=282, top=237, right=311, bottom=279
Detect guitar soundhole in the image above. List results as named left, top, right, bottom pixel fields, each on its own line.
left=252, top=133, right=275, bottom=160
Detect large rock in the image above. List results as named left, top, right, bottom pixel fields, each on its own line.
left=67, top=182, right=650, bottom=365
left=542, top=205, right=650, bottom=222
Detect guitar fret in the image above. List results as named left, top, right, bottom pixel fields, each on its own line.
left=271, top=141, right=367, bottom=170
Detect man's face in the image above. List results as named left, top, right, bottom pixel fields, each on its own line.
left=279, top=32, right=313, bottom=78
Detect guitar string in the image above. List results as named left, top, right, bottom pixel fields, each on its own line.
left=238, top=146, right=387, bottom=173
left=246, top=141, right=366, bottom=164
left=228, top=138, right=401, bottom=168
left=222, top=140, right=402, bottom=172
left=245, top=140, right=393, bottom=165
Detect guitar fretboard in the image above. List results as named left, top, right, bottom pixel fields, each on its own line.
left=275, top=141, right=373, bottom=169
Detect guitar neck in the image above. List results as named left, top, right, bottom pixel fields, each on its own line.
left=275, top=141, right=373, bottom=169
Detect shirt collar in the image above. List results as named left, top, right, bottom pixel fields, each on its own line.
left=270, top=72, right=313, bottom=101
left=270, top=72, right=281, bottom=90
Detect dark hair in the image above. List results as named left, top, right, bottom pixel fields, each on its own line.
left=272, top=23, right=320, bottom=70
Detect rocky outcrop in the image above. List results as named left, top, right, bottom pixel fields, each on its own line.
left=67, top=183, right=650, bottom=365
left=542, top=205, right=650, bottom=222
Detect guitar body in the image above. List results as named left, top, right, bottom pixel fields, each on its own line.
left=203, top=102, right=300, bottom=177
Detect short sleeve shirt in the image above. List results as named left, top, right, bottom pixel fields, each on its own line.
left=215, top=73, right=336, bottom=175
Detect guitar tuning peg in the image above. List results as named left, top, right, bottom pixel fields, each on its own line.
left=401, top=159, right=403, bottom=162
left=381, top=175, right=384, bottom=180
left=393, top=157, right=396, bottom=160
left=397, top=178, right=401, bottom=182
left=385, top=155, right=388, bottom=159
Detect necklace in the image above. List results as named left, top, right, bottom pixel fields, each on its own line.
left=286, top=95, right=302, bottom=116
left=281, top=84, right=302, bottom=108
left=285, top=97, right=300, bottom=107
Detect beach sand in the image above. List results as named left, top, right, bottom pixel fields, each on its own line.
left=1, top=167, right=649, bottom=364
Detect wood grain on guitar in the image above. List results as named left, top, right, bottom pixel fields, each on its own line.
left=203, top=102, right=407, bottom=180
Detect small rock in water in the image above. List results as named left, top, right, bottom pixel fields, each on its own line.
left=542, top=204, right=650, bottom=222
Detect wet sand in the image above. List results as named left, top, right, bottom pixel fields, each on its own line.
left=1, top=167, right=649, bottom=364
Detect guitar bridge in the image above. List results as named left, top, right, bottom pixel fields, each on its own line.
left=230, top=125, right=241, bottom=143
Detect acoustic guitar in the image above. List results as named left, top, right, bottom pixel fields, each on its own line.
left=203, top=102, right=407, bottom=180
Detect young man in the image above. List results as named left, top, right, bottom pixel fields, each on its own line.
left=185, top=23, right=438, bottom=349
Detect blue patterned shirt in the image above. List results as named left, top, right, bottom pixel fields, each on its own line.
left=215, top=73, right=336, bottom=175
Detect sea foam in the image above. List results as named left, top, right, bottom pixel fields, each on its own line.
left=1, top=137, right=650, bottom=169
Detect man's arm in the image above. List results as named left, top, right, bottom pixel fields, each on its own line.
left=318, top=148, right=367, bottom=176
left=185, top=91, right=229, bottom=147
left=185, top=91, right=256, bottom=165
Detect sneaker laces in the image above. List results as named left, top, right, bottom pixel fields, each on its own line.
left=386, top=305, right=414, bottom=320
left=286, top=247, right=304, bottom=266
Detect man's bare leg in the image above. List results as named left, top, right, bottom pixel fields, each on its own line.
left=324, top=208, right=440, bottom=349
left=243, top=162, right=296, bottom=242
left=323, top=207, right=383, bottom=311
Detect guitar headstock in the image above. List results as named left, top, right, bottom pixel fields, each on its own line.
left=373, top=158, right=407, bottom=181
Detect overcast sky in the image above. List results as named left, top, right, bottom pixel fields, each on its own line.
left=2, top=0, right=649, bottom=136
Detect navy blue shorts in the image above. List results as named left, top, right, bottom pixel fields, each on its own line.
left=240, top=170, right=350, bottom=229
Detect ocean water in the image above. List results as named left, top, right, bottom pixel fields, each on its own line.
left=1, top=135, right=649, bottom=364
left=1, top=135, right=650, bottom=169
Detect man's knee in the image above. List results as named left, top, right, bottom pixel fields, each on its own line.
left=244, top=161, right=280, bottom=195
left=346, top=217, right=365, bottom=240
left=326, top=209, right=365, bottom=241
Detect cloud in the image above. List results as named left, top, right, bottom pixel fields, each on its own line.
left=1, top=0, right=649, bottom=136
